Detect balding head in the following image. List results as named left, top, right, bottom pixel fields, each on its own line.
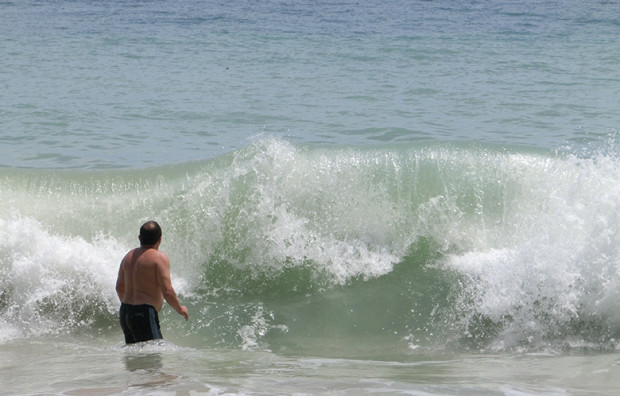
left=139, top=221, right=162, bottom=247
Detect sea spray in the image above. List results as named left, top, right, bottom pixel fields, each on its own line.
left=445, top=149, right=620, bottom=351
left=0, top=215, right=121, bottom=339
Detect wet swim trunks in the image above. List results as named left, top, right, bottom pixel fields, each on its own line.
left=119, top=303, right=163, bottom=344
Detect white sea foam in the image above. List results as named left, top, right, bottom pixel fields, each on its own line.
left=445, top=151, right=620, bottom=349
left=0, top=215, right=123, bottom=340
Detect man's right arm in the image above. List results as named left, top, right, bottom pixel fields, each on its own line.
left=156, top=254, right=189, bottom=321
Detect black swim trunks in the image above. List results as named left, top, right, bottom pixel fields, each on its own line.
left=119, top=303, right=163, bottom=344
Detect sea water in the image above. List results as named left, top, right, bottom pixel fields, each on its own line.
left=2, top=0, right=620, bottom=395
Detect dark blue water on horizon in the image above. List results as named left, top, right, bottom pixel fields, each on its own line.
left=2, top=0, right=619, bottom=169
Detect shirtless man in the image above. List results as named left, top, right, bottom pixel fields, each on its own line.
left=116, top=221, right=189, bottom=344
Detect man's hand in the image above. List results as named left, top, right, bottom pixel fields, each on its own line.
left=179, top=305, right=189, bottom=321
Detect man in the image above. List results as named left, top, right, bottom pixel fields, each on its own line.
left=116, top=221, right=189, bottom=344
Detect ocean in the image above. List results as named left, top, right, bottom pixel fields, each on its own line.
left=2, top=0, right=620, bottom=394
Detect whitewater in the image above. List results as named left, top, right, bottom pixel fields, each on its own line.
left=2, top=0, right=620, bottom=394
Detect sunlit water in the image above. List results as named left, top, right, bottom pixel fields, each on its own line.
left=2, top=0, right=620, bottom=394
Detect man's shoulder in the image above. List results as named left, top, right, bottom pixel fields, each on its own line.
left=144, top=248, right=170, bottom=263
left=121, top=248, right=137, bottom=262
left=156, top=250, right=170, bottom=265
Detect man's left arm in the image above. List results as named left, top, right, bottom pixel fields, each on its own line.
left=115, top=262, right=125, bottom=301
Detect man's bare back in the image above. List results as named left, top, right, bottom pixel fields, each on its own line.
left=117, top=247, right=169, bottom=311
left=116, top=221, right=188, bottom=343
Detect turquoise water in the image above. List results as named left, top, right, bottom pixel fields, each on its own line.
left=2, top=1, right=620, bottom=395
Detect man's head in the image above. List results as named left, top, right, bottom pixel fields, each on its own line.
left=139, top=221, right=162, bottom=247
